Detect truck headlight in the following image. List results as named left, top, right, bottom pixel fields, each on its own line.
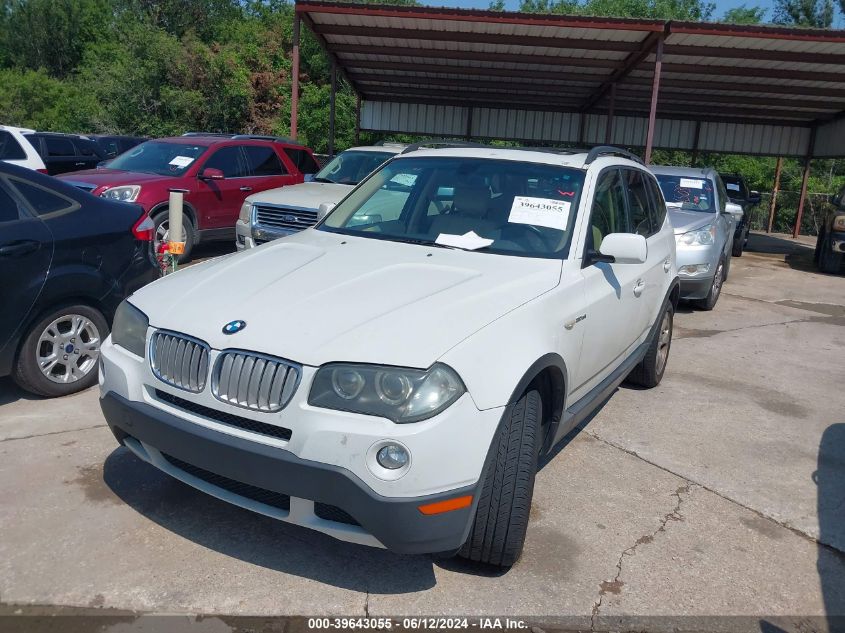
left=677, top=223, right=715, bottom=246
left=101, top=185, right=141, bottom=202
left=238, top=201, right=252, bottom=223
left=309, top=363, right=465, bottom=423
left=833, top=215, right=845, bottom=231
left=112, top=300, right=149, bottom=358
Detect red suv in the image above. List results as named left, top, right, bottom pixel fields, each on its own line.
left=57, top=134, right=319, bottom=260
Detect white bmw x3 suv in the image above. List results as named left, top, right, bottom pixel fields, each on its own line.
left=100, top=143, right=679, bottom=568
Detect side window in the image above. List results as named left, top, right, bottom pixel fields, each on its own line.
left=284, top=148, right=320, bottom=174
left=45, top=137, right=75, bottom=157
left=202, top=146, right=248, bottom=178
left=0, top=131, right=26, bottom=160
left=74, top=139, right=100, bottom=157
left=623, top=169, right=654, bottom=237
left=588, top=169, right=629, bottom=252
left=243, top=146, right=286, bottom=177
left=9, top=178, right=77, bottom=217
left=645, top=176, right=667, bottom=230
left=0, top=180, right=23, bottom=222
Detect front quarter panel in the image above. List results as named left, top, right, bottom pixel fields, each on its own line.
left=439, top=260, right=582, bottom=411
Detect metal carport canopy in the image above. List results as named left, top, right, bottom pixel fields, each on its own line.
left=292, top=0, right=845, bottom=161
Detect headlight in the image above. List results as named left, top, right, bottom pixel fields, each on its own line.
left=111, top=300, right=149, bottom=357
left=677, top=223, right=715, bottom=246
left=833, top=215, right=845, bottom=231
left=238, top=201, right=252, bottom=223
left=101, top=185, right=141, bottom=202
left=309, top=363, right=465, bottom=423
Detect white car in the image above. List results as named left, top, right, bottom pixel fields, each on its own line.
left=0, top=125, right=46, bottom=172
left=236, top=144, right=406, bottom=250
left=100, top=144, right=679, bottom=568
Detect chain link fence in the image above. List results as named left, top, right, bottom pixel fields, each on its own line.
left=747, top=192, right=833, bottom=236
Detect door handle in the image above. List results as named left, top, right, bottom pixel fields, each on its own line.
left=239, top=186, right=253, bottom=192
left=633, top=279, right=645, bottom=297
left=663, top=258, right=671, bottom=273
left=0, top=240, right=39, bottom=257
left=75, top=162, right=86, bottom=166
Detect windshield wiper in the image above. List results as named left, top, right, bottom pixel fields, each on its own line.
left=312, top=177, right=336, bottom=184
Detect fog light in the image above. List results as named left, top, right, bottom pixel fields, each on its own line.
left=679, top=263, right=710, bottom=275
left=377, top=444, right=409, bottom=470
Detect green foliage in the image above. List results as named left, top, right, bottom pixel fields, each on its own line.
left=517, top=0, right=714, bottom=19
left=0, top=68, right=99, bottom=131
left=722, top=4, right=767, bottom=23
left=773, top=0, right=834, bottom=26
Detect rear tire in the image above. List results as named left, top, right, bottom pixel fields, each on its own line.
left=458, top=390, right=542, bottom=568
left=818, top=236, right=843, bottom=273
left=732, top=236, right=744, bottom=257
left=13, top=304, right=108, bottom=397
left=695, top=259, right=724, bottom=311
left=152, top=210, right=194, bottom=263
left=627, top=303, right=673, bottom=388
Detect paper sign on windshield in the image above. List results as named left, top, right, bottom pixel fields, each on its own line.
left=679, top=178, right=705, bottom=189
left=435, top=231, right=494, bottom=250
left=169, top=156, right=195, bottom=168
left=726, top=183, right=740, bottom=191
left=508, top=196, right=570, bottom=231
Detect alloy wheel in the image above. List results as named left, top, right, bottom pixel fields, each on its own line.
left=36, top=314, right=101, bottom=384
left=655, top=309, right=673, bottom=375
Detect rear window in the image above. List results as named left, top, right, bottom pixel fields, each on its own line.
left=10, top=178, right=77, bottom=217
left=284, top=148, right=319, bottom=175
left=0, top=131, right=26, bottom=160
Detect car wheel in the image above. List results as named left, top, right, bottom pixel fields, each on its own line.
left=458, top=389, right=541, bottom=568
left=627, top=302, right=673, bottom=388
left=732, top=236, right=744, bottom=257
left=152, top=211, right=194, bottom=263
left=818, top=234, right=843, bottom=274
left=695, top=259, right=724, bottom=311
left=12, top=304, right=108, bottom=397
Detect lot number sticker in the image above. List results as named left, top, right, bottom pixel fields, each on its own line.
left=508, top=196, right=571, bottom=231
left=679, top=178, right=706, bottom=189
left=169, top=156, right=195, bottom=168
left=726, top=183, right=740, bottom=191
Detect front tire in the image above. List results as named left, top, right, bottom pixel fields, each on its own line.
left=695, top=259, right=724, bottom=311
left=627, top=302, right=673, bottom=388
left=13, top=304, right=108, bottom=397
left=818, top=234, right=843, bottom=274
left=732, top=235, right=744, bottom=257
left=458, top=390, right=542, bottom=568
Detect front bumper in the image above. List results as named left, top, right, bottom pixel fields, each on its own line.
left=678, top=275, right=715, bottom=300
left=100, top=391, right=477, bottom=554
left=675, top=241, right=721, bottom=299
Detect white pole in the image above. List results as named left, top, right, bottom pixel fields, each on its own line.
left=168, top=190, right=184, bottom=251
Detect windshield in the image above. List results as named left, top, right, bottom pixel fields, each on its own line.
left=655, top=175, right=716, bottom=213
left=320, top=157, right=585, bottom=259
left=314, top=150, right=395, bottom=185
left=106, top=141, right=207, bottom=176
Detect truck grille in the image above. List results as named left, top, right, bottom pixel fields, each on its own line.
left=254, top=204, right=318, bottom=233
left=150, top=331, right=210, bottom=393
left=212, top=350, right=300, bottom=412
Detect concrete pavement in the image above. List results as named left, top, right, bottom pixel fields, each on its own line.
left=1, top=232, right=843, bottom=632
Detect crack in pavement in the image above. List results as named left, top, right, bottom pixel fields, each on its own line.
left=590, top=480, right=695, bottom=631
left=584, top=430, right=845, bottom=559
left=0, top=423, right=105, bottom=443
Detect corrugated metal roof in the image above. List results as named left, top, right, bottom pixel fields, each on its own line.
left=298, top=1, right=845, bottom=157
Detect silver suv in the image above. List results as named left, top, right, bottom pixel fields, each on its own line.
left=236, top=144, right=406, bottom=249
left=651, top=166, right=735, bottom=310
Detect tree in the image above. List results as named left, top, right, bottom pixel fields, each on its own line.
left=773, top=0, right=834, bottom=27
left=516, top=0, right=714, bottom=19
left=722, top=4, right=767, bottom=23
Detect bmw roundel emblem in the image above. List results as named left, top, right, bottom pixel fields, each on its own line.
left=222, top=320, right=246, bottom=335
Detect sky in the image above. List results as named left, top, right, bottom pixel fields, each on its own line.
left=420, top=0, right=775, bottom=21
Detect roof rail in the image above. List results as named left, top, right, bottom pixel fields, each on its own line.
left=232, top=134, right=298, bottom=144
left=182, top=132, right=234, bottom=137
left=584, top=145, right=644, bottom=165
left=400, top=139, right=489, bottom=154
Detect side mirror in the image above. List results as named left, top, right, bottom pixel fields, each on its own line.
left=317, top=202, right=336, bottom=221
left=725, top=201, right=744, bottom=222
left=598, top=233, right=647, bottom=264
left=200, top=167, right=225, bottom=180
left=747, top=191, right=762, bottom=205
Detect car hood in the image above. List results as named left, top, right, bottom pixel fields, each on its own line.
left=668, top=207, right=718, bottom=235
left=130, top=230, right=562, bottom=368
left=56, top=169, right=176, bottom=191
left=247, top=181, right=352, bottom=210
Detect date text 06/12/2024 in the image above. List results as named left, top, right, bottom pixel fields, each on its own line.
left=306, top=618, right=530, bottom=630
